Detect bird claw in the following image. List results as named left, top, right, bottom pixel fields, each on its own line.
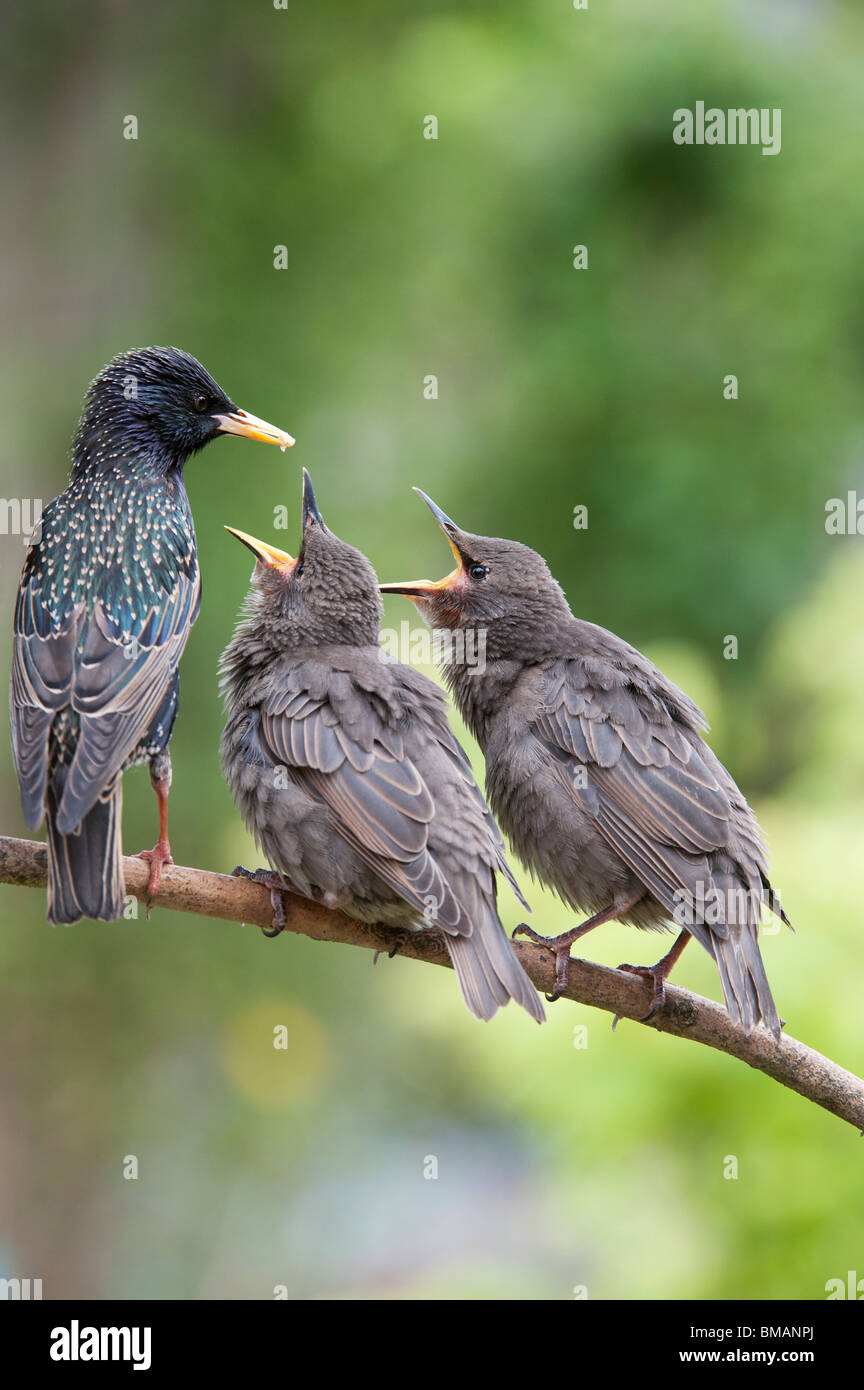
left=373, top=929, right=408, bottom=966
left=136, top=839, right=173, bottom=918
left=511, top=922, right=549, bottom=947
left=616, top=962, right=667, bottom=1023
left=512, top=922, right=574, bottom=1002
left=231, top=865, right=289, bottom=938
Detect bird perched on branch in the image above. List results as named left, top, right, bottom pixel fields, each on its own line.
left=380, top=491, right=788, bottom=1036
left=219, top=470, right=545, bottom=1024
left=11, top=346, right=295, bottom=923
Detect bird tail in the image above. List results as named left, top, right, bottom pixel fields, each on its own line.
left=709, top=922, right=781, bottom=1039
left=445, top=905, right=546, bottom=1024
left=45, top=769, right=125, bottom=924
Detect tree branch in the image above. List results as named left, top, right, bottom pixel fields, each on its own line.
left=2, top=832, right=862, bottom=1133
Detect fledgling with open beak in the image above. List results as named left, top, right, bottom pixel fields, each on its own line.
left=10, top=346, right=294, bottom=923
left=380, top=490, right=789, bottom=1036
left=219, top=471, right=545, bottom=1025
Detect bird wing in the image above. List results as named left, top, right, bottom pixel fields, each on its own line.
left=411, top=691, right=531, bottom=912
left=257, top=667, right=471, bottom=934
left=532, top=659, right=770, bottom=939
left=10, top=578, right=80, bottom=828
left=11, top=546, right=200, bottom=834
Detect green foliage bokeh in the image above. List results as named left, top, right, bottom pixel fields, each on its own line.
left=1, top=0, right=863, bottom=1299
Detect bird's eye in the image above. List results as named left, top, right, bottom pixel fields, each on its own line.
left=469, top=564, right=489, bottom=581
left=193, top=394, right=209, bottom=413
left=295, top=561, right=304, bottom=578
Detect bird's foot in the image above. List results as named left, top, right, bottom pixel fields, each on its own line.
left=136, top=838, right=173, bottom=917
left=512, top=922, right=580, bottom=1002
left=612, top=930, right=691, bottom=1027
left=373, top=929, right=408, bottom=966
left=615, top=961, right=668, bottom=1023
left=232, top=865, right=289, bottom=938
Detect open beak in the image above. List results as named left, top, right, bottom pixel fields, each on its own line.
left=213, top=408, right=296, bottom=451
left=379, top=487, right=465, bottom=600
left=224, top=526, right=295, bottom=569
left=301, top=468, right=325, bottom=531
left=379, top=572, right=461, bottom=599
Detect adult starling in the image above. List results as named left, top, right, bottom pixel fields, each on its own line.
left=218, top=470, right=545, bottom=1024
left=380, top=492, right=788, bottom=1035
left=11, top=346, right=295, bottom=924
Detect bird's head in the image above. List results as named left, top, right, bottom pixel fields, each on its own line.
left=225, top=469, right=382, bottom=649
left=379, top=489, right=572, bottom=660
left=74, top=346, right=295, bottom=472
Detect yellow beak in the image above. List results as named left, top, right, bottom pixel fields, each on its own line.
left=214, top=408, right=295, bottom=451
left=379, top=567, right=463, bottom=599
left=224, top=527, right=295, bottom=569
left=379, top=489, right=466, bottom=599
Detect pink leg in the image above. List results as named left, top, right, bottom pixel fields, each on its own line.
left=617, top=930, right=691, bottom=1021
left=514, top=895, right=644, bottom=1001
left=136, top=768, right=173, bottom=915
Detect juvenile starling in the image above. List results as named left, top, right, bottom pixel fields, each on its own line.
left=11, top=346, right=295, bottom=923
left=219, top=470, right=545, bottom=1024
left=381, top=492, right=788, bottom=1035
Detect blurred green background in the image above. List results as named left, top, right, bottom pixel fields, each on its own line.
left=1, top=0, right=863, bottom=1300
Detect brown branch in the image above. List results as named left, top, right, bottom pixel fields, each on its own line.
left=2, top=832, right=862, bottom=1133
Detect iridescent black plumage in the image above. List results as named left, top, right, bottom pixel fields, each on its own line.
left=11, top=346, right=294, bottom=922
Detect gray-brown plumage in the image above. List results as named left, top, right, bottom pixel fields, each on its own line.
left=380, top=491, right=788, bottom=1036
left=218, top=471, right=545, bottom=1025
